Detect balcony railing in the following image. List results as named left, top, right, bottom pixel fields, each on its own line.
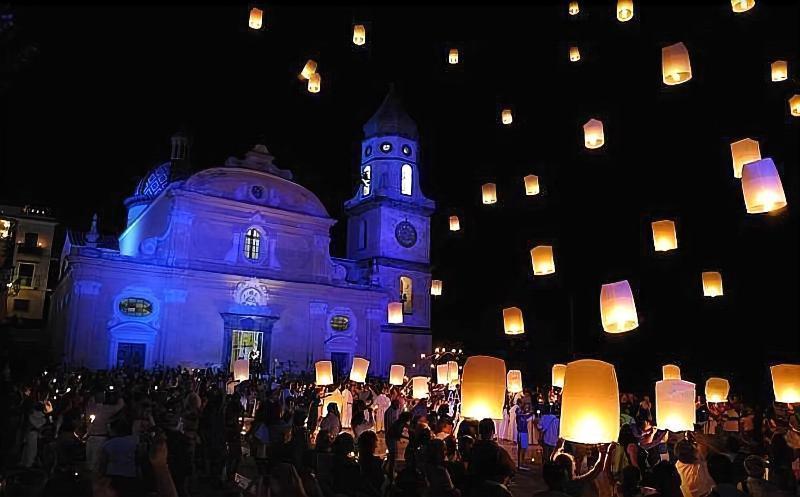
left=16, top=244, right=45, bottom=256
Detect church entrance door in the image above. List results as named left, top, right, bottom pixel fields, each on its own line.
left=230, top=330, right=263, bottom=370
left=116, top=342, right=146, bottom=369
left=331, top=352, right=351, bottom=382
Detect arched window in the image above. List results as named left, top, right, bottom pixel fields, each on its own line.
left=358, top=219, right=368, bottom=250
left=401, top=164, right=413, bottom=196
left=400, top=276, right=413, bottom=314
left=362, top=165, right=371, bottom=196
left=244, top=228, right=261, bottom=260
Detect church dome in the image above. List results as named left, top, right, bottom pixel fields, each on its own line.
left=133, top=161, right=172, bottom=199
left=362, top=85, right=418, bottom=140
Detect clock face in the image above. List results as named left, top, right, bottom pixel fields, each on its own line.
left=395, top=221, right=418, bottom=248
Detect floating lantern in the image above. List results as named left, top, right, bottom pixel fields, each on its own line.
left=248, top=7, right=263, bottom=30
left=662, top=42, right=692, bottom=86
left=569, top=46, right=581, bottom=62
left=730, top=138, right=761, bottom=179
left=771, top=60, right=787, bottom=82
left=655, top=379, right=696, bottom=431
left=663, top=364, right=681, bottom=380
left=651, top=220, right=678, bottom=252
left=412, top=376, right=430, bottom=399
left=448, top=48, right=459, bottom=65
left=448, top=361, right=459, bottom=383
left=461, top=355, right=506, bottom=419
left=308, top=73, right=321, bottom=93
left=322, top=389, right=344, bottom=419
left=531, top=245, right=556, bottom=276
left=352, top=24, right=366, bottom=46
left=524, top=174, right=540, bottom=196
left=503, top=307, right=525, bottom=335
left=349, top=357, right=369, bottom=383
left=389, top=364, right=405, bottom=386
left=431, top=279, right=443, bottom=296
left=552, top=364, right=567, bottom=388
left=233, top=359, right=250, bottom=382
left=315, top=360, right=334, bottom=386
left=482, top=183, right=498, bottom=205
left=741, top=158, right=787, bottom=214
left=568, top=1, right=580, bottom=15
left=790, top=95, right=800, bottom=117
left=388, top=302, right=404, bottom=324
left=617, top=0, right=634, bottom=22
left=507, top=370, right=523, bottom=393
left=560, top=359, right=620, bottom=444
left=731, top=0, right=755, bottom=13
left=702, top=272, right=724, bottom=297
left=771, top=364, right=800, bottom=403
left=600, top=280, right=639, bottom=333
left=449, top=215, right=461, bottom=231
left=501, top=109, right=513, bottom=125
left=705, top=378, right=730, bottom=403
left=583, top=119, right=605, bottom=149
left=300, top=59, right=318, bottom=80
left=437, top=364, right=450, bottom=385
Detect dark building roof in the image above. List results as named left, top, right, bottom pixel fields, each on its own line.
left=362, top=85, right=419, bottom=140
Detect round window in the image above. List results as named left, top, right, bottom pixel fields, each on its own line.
left=119, top=298, right=153, bottom=317
left=250, top=185, right=264, bottom=199
left=402, top=144, right=412, bottom=156
left=330, top=315, right=351, bottom=331
left=365, top=146, right=372, bottom=157
left=380, top=142, right=392, bottom=153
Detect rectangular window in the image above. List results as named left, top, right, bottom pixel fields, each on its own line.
left=24, top=232, right=39, bottom=247
left=17, top=262, right=35, bottom=288
left=13, top=299, right=30, bottom=311
left=358, top=220, right=367, bottom=250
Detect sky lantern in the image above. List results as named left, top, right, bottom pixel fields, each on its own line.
left=447, top=361, right=459, bottom=383
left=315, top=360, right=334, bottom=386
left=583, top=119, right=605, bottom=149
left=730, top=138, right=761, bottom=179
left=552, top=364, right=567, bottom=388
left=387, top=302, right=403, bottom=324
left=507, top=370, right=523, bottom=393
left=412, top=376, right=430, bottom=398
left=663, top=364, right=681, bottom=380
left=662, top=42, right=692, bottom=86
left=248, top=7, right=264, bottom=30
left=482, top=183, right=498, bottom=204
left=524, top=174, right=540, bottom=196
left=449, top=215, right=461, bottom=231
left=741, top=158, right=787, bottom=214
left=790, top=95, right=800, bottom=117
left=617, top=0, right=634, bottom=22
left=308, top=73, right=321, bottom=93
left=437, top=364, right=450, bottom=385
left=531, top=245, right=556, bottom=276
left=431, top=279, right=443, bottom=296
left=600, top=280, right=639, bottom=333
left=389, top=364, right=405, bottom=386
left=702, top=272, right=724, bottom=297
left=656, top=379, right=696, bottom=431
left=731, top=0, right=755, bottom=13
left=461, top=355, right=506, bottom=419
left=651, top=220, right=678, bottom=252
left=568, top=1, right=580, bottom=15
left=349, top=357, right=369, bottom=383
left=771, top=364, right=800, bottom=403
left=322, top=389, right=344, bottom=419
left=560, top=359, right=620, bottom=444
left=501, top=109, right=513, bottom=125
left=233, top=359, right=250, bottom=382
left=299, top=59, right=318, bottom=81
left=448, top=48, right=459, bottom=65
left=569, top=46, right=581, bottom=62
left=503, top=307, right=525, bottom=335
left=705, top=378, right=730, bottom=403
left=352, top=24, right=366, bottom=46
left=771, top=60, right=787, bottom=82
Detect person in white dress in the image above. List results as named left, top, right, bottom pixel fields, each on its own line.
left=341, top=383, right=353, bottom=429
left=374, top=387, right=391, bottom=432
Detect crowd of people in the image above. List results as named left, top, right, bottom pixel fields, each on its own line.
left=0, top=362, right=798, bottom=497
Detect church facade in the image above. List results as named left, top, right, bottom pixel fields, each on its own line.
left=50, top=90, right=434, bottom=377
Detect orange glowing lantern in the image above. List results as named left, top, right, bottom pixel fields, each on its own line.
left=662, top=42, right=692, bottom=86
left=449, top=215, right=461, bottom=231
left=300, top=59, right=318, bottom=81
left=663, top=364, right=681, bottom=380
left=524, top=174, right=540, bottom=196
left=412, top=376, right=430, bottom=399
left=248, top=7, right=264, bottom=30
left=388, top=302, right=403, bottom=324
left=507, top=370, right=523, bottom=393
left=501, top=109, right=513, bottom=125
left=730, top=138, right=761, bottom=179
left=771, top=60, right=787, bottom=82
left=790, top=95, right=800, bottom=117
left=352, top=24, right=366, bottom=46
left=308, top=73, right=321, bottom=93
left=447, top=361, right=459, bottom=384
left=233, top=359, right=250, bottom=382
left=656, top=379, right=696, bottom=431
left=568, top=1, right=580, bottom=15
left=449, top=48, right=459, bottom=65
left=702, top=272, right=724, bottom=297
left=569, top=46, right=581, bottom=62
left=583, top=119, right=605, bottom=149
left=531, top=245, right=556, bottom=276
left=651, top=220, right=678, bottom=252
left=741, top=158, right=787, bottom=214
left=482, top=183, right=498, bottom=205
left=552, top=364, right=567, bottom=388
left=771, top=364, right=800, bottom=403
left=461, top=355, right=506, bottom=419
left=705, top=378, right=730, bottom=403
left=617, top=0, right=634, bottom=22
left=431, top=279, right=443, bottom=296
left=349, top=357, right=369, bottom=383
left=437, top=364, right=450, bottom=385
left=600, top=280, right=639, bottom=333
left=503, top=307, right=525, bottom=335
left=731, top=0, right=755, bottom=13
left=315, top=360, right=334, bottom=386
left=389, top=364, right=405, bottom=386
left=560, top=359, right=620, bottom=443
left=322, top=389, right=344, bottom=420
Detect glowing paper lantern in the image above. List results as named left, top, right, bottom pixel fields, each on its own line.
left=530, top=245, right=556, bottom=276
left=770, top=364, right=800, bottom=403
left=617, top=0, right=634, bottom=22
left=248, top=7, right=263, bottom=30
left=412, top=376, right=430, bottom=399
left=349, top=357, right=369, bottom=383
left=389, top=364, right=405, bottom=386
left=790, top=95, right=800, bottom=117
left=233, top=359, right=250, bottom=382
left=702, top=272, right=724, bottom=297
left=300, top=59, right=318, bottom=80
left=731, top=0, right=755, bottom=13
left=741, top=158, right=787, bottom=214
left=662, top=42, right=692, bottom=86
left=482, top=183, right=498, bottom=205
left=461, top=355, right=506, bottom=419
left=600, top=280, right=639, bottom=333
left=448, top=48, right=459, bottom=65
left=705, top=378, right=730, bottom=403
left=388, top=302, right=403, bottom=324
left=447, top=361, right=459, bottom=383
left=651, top=220, right=678, bottom=252
left=552, top=364, right=567, bottom=388
left=583, top=119, right=605, bottom=149
left=568, top=1, right=580, bottom=15
left=569, top=46, right=581, bottom=62
left=507, top=370, right=523, bottom=393
left=771, top=60, right=787, bottom=82
left=503, top=307, right=525, bottom=335
left=322, top=389, right=344, bottom=419
left=655, top=379, right=696, bottom=432
left=523, top=174, right=540, bottom=196
left=560, top=359, right=620, bottom=444
left=431, top=280, right=443, bottom=296
left=449, top=215, right=461, bottom=231
left=436, top=364, right=451, bottom=385
left=663, top=364, right=681, bottom=380
left=308, top=73, right=321, bottom=93
left=730, top=138, right=761, bottom=179
left=501, top=109, right=513, bottom=125
left=315, top=360, right=333, bottom=386
left=352, top=24, right=366, bottom=46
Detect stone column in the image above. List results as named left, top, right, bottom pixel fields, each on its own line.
left=167, top=209, right=194, bottom=267
left=70, top=280, right=101, bottom=367
left=365, top=307, right=384, bottom=373
left=160, top=289, right=187, bottom=366
left=309, top=302, right=328, bottom=367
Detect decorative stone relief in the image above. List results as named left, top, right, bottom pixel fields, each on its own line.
left=233, top=277, right=269, bottom=306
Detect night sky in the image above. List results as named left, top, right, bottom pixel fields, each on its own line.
left=1, top=3, right=798, bottom=398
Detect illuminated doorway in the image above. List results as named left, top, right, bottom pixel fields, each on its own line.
left=229, top=330, right=264, bottom=370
